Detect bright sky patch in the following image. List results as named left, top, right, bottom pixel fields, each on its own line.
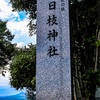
left=0, top=0, right=36, bottom=47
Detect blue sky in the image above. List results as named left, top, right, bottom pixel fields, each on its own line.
left=0, top=0, right=36, bottom=96
left=0, top=0, right=36, bottom=47
left=0, top=67, right=26, bottom=96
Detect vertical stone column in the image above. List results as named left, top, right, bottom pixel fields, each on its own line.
left=36, top=0, right=72, bottom=100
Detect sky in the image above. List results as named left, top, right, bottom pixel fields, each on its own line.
left=0, top=0, right=36, bottom=47
left=0, top=0, right=36, bottom=96
left=0, top=68, right=26, bottom=96
left=0, top=63, right=26, bottom=96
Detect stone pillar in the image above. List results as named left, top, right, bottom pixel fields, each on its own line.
left=36, top=0, right=72, bottom=100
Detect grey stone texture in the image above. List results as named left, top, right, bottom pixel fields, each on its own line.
left=36, top=0, right=71, bottom=100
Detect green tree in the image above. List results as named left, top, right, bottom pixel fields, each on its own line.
left=0, top=20, right=15, bottom=74
left=26, top=88, right=36, bottom=100
left=10, top=44, right=36, bottom=90
left=71, top=0, right=100, bottom=100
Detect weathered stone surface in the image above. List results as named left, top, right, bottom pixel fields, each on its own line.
left=36, top=0, right=71, bottom=100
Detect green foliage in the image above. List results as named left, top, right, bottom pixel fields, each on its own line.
left=95, top=39, right=100, bottom=46
left=26, top=88, right=36, bottom=100
left=0, top=20, right=15, bottom=69
left=71, top=0, right=100, bottom=99
left=10, top=44, right=36, bottom=90
left=81, top=69, right=100, bottom=98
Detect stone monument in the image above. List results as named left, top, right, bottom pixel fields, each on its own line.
left=36, top=0, right=72, bottom=100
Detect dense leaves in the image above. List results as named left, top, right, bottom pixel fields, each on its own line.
left=81, top=69, right=100, bottom=99
left=26, top=88, right=36, bottom=100
left=71, top=0, right=100, bottom=99
left=10, top=44, right=36, bottom=90
left=0, top=20, right=15, bottom=69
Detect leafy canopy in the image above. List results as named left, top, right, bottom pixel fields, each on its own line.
left=0, top=20, right=15, bottom=70
left=10, top=44, right=36, bottom=90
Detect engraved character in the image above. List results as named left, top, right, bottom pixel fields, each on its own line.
left=49, top=1, right=56, bottom=10
left=61, top=3, right=65, bottom=11
left=47, top=46, right=59, bottom=57
left=61, top=7, right=65, bottom=11
left=47, top=15, right=58, bottom=26
left=47, top=29, right=58, bottom=41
